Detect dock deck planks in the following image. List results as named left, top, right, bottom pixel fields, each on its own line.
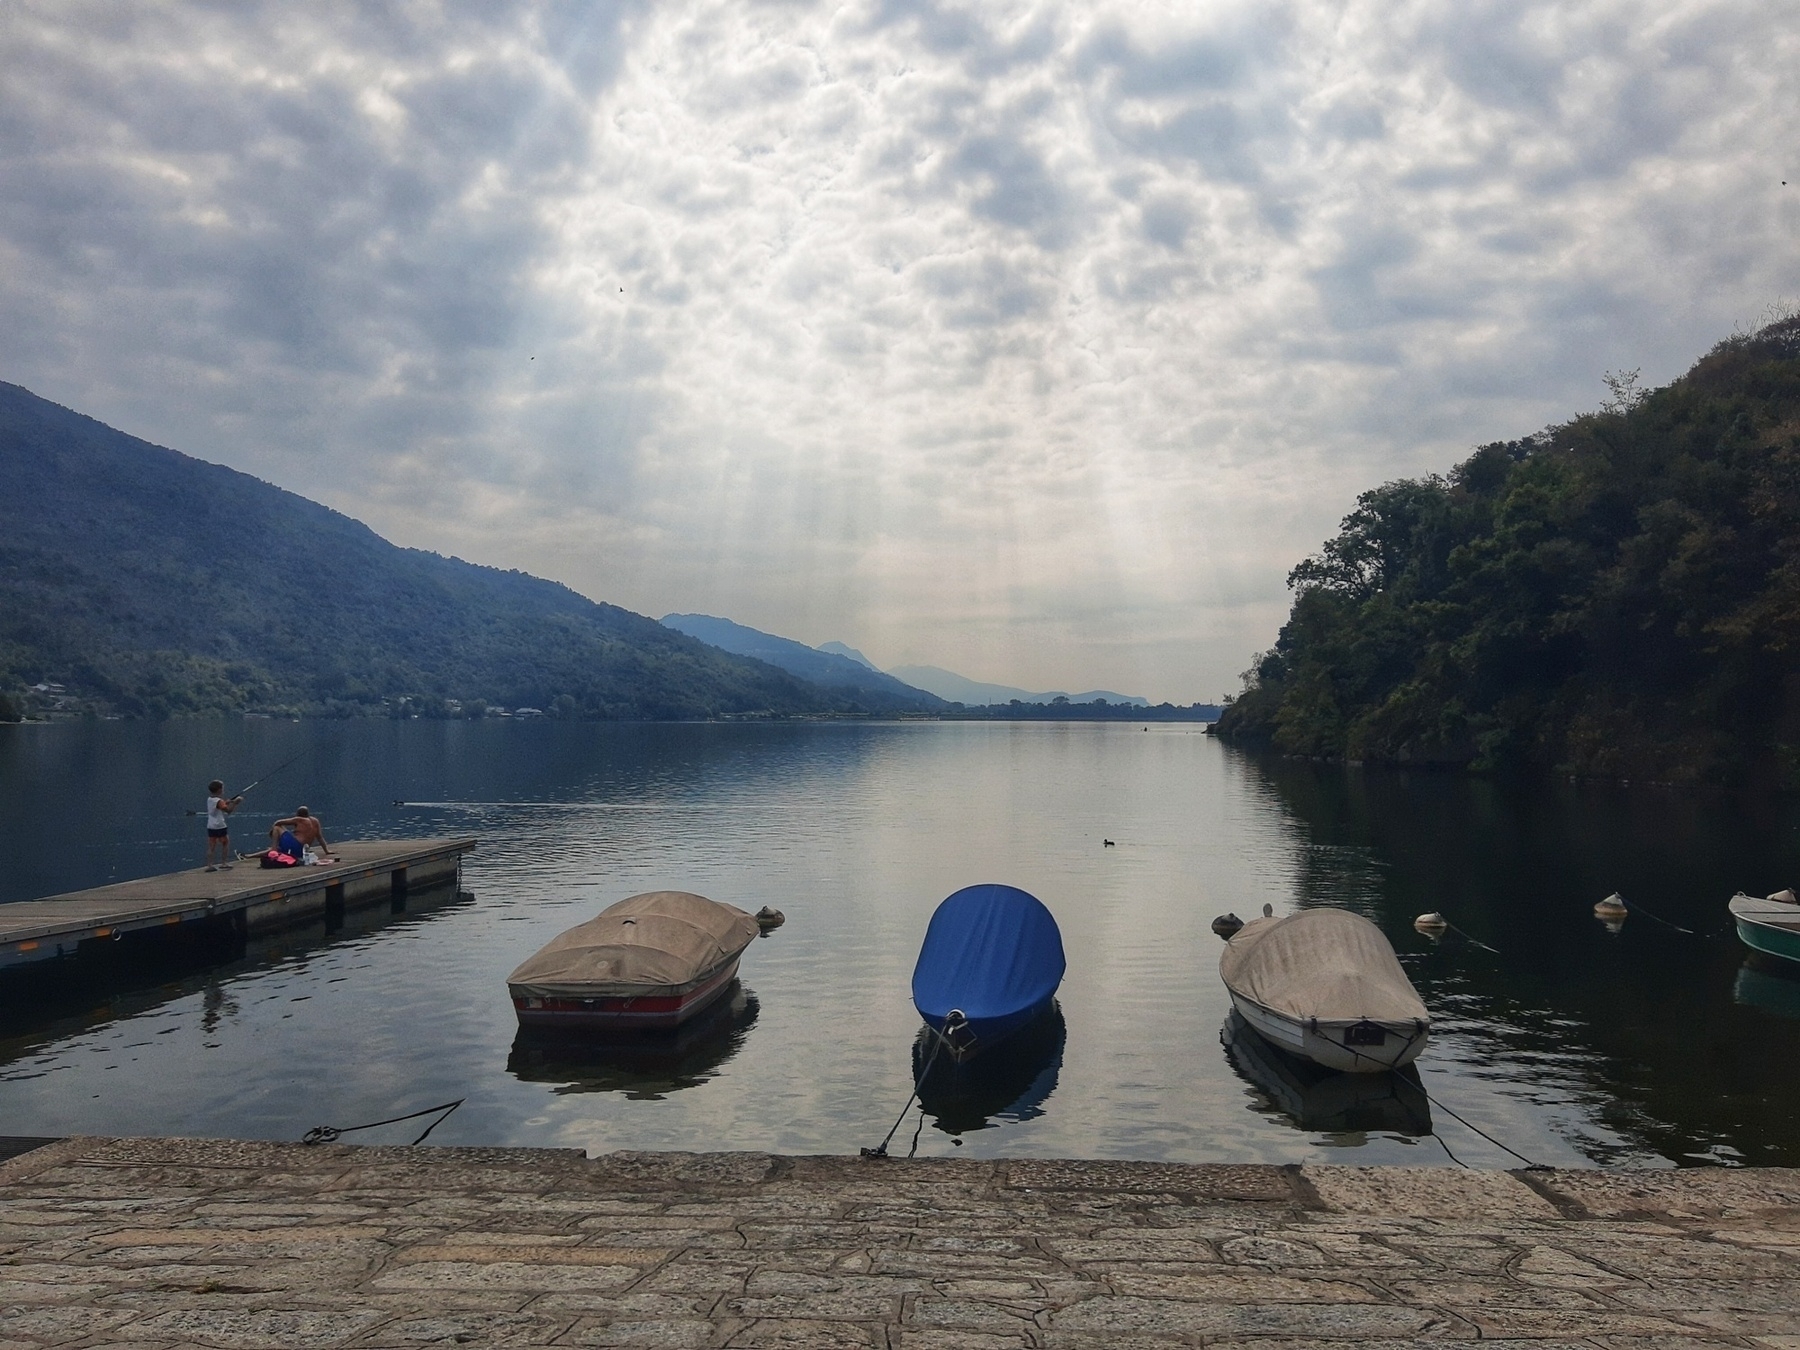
left=0, top=837, right=476, bottom=968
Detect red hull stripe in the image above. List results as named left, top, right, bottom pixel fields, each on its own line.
left=513, top=958, right=741, bottom=1024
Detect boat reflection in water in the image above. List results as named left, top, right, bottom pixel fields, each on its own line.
left=506, top=983, right=758, bottom=1100
left=1221, top=1010, right=1431, bottom=1137
left=912, top=1002, right=1065, bottom=1136
left=1734, top=957, right=1800, bottom=1021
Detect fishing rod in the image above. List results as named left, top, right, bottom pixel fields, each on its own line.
left=184, top=747, right=311, bottom=815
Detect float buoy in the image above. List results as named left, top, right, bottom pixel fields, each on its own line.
left=1593, top=893, right=1629, bottom=920
left=1413, top=912, right=1448, bottom=935
left=1211, top=912, right=1244, bottom=939
left=755, top=906, right=785, bottom=931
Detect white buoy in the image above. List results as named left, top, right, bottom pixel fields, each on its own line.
left=1593, top=892, right=1628, bottom=921
left=1414, top=912, right=1448, bottom=935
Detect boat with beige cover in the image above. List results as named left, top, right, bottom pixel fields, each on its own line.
left=508, top=891, right=761, bottom=1029
left=1219, top=907, right=1430, bottom=1072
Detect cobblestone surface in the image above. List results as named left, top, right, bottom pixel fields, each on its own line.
left=1, top=1137, right=1796, bottom=1347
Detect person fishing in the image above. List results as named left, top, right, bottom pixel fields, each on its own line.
left=203, top=780, right=243, bottom=872
left=269, top=806, right=335, bottom=863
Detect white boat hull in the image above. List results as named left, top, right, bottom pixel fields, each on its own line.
left=1227, top=990, right=1428, bottom=1073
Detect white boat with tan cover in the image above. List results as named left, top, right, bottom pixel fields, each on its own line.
left=1219, top=907, right=1430, bottom=1072
left=508, top=891, right=761, bottom=1029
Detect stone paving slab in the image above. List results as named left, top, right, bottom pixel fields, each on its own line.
left=1, top=1139, right=1796, bottom=1348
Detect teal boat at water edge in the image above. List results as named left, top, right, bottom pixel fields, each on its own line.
left=1729, top=890, right=1800, bottom=964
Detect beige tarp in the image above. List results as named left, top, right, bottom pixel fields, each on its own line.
left=507, top=891, right=760, bottom=999
left=1220, top=908, right=1428, bottom=1025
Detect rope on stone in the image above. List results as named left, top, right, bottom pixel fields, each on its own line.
left=862, top=1023, right=951, bottom=1159
left=302, top=1098, right=464, bottom=1147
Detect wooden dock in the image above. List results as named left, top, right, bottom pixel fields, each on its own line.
left=0, top=837, right=475, bottom=970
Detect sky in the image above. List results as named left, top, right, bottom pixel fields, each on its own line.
left=2, top=2, right=1797, bottom=704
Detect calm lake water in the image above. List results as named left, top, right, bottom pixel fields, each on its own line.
left=2, top=718, right=1798, bottom=1168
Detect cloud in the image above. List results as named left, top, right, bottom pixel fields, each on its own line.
left=1, top=0, right=1797, bottom=702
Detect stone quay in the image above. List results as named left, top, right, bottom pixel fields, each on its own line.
left=2, top=1136, right=1797, bottom=1348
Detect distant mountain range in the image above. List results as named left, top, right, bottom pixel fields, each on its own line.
left=886, top=665, right=1150, bottom=708
left=659, top=615, right=944, bottom=714
left=0, top=382, right=850, bottom=720
left=663, top=618, right=1152, bottom=708
left=0, top=379, right=1204, bottom=724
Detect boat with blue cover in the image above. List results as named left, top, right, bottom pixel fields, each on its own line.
left=911, top=883, right=1065, bottom=1062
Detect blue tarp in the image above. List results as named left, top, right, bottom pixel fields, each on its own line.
left=911, top=884, right=1066, bottom=1025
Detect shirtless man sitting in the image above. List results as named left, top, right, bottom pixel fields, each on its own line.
left=269, top=806, right=335, bottom=862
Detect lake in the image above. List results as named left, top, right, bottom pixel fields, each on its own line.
left=3, top=717, right=1798, bottom=1167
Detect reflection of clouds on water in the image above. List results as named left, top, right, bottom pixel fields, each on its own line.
left=7, top=720, right=1800, bottom=1165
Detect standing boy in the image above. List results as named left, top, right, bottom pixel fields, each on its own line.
left=204, top=780, right=242, bottom=871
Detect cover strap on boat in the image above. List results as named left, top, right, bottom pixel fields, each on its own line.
left=507, top=890, right=760, bottom=999
left=911, top=883, right=1066, bottom=1020
left=1220, top=908, right=1428, bottom=1025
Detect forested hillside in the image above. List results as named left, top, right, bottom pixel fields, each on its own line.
left=1215, top=317, right=1800, bottom=788
left=0, top=382, right=837, bottom=720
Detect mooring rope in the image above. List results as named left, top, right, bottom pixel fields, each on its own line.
left=1441, top=920, right=1499, bottom=954
left=862, top=1028, right=949, bottom=1159
left=1318, top=1030, right=1540, bottom=1169
left=302, top=1098, right=464, bottom=1147
left=1613, top=899, right=1699, bottom=935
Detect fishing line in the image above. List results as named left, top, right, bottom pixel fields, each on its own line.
left=186, top=748, right=313, bottom=815
left=302, top=1098, right=464, bottom=1147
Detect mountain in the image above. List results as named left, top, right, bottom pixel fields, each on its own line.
left=1214, top=316, right=1800, bottom=787
left=887, top=664, right=1149, bottom=707
left=816, top=641, right=878, bottom=670
left=660, top=615, right=945, bottom=713
left=0, top=381, right=845, bottom=720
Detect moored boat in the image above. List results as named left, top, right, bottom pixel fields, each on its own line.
left=912, top=883, right=1065, bottom=1062
left=507, top=891, right=761, bottom=1029
left=1221, top=1009, right=1431, bottom=1136
left=912, top=1001, right=1066, bottom=1135
left=1729, top=889, right=1800, bottom=965
left=1218, top=907, right=1429, bottom=1073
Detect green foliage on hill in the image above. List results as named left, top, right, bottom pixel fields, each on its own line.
left=1215, top=317, right=1800, bottom=787
left=0, top=382, right=840, bottom=720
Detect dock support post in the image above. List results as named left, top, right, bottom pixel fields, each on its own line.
left=390, top=866, right=409, bottom=913
left=324, top=881, right=345, bottom=934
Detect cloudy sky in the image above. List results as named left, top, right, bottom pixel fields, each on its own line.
left=3, top=2, right=1796, bottom=702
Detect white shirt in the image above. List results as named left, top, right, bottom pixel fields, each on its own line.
left=206, top=796, right=227, bottom=830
